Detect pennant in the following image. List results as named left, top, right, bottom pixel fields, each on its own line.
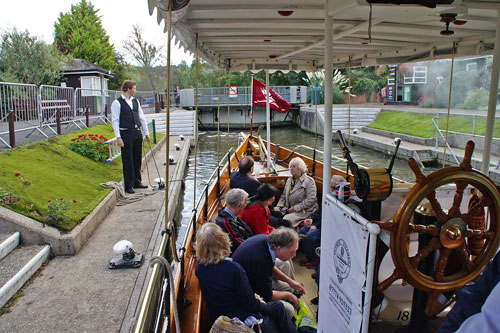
left=252, top=79, right=291, bottom=113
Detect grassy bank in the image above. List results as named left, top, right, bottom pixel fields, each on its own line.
left=367, top=110, right=500, bottom=138
left=0, top=124, right=164, bottom=230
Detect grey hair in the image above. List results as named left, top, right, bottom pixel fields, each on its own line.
left=225, top=188, right=248, bottom=208
left=331, top=175, right=346, bottom=186
left=290, top=157, right=307, bottom=174
left=267, top=227, right=299, bottom=250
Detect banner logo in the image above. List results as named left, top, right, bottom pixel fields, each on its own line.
left=333, top=239, right=351, bottom=283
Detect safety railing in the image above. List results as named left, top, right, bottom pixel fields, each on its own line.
left=0, top=81, right=163, bottom=149
left=134, top=147, right=235, bottom=333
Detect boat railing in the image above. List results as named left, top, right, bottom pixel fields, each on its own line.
left=134, top=146, right=236, bottom=333
left=281, top=144, right=407, bottom=184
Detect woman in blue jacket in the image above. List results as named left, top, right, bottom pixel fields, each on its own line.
left=195, top=223, right=296, bottom=333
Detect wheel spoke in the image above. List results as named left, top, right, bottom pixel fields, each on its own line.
left=410, top=237, right=441, bottom=268
left=378, top=269, right=404, bottom=292
left=459, top=141, right=474, bottom=170
left=454, top=242, right=475, bottom=272
left=424, top=291, right=439, bottom=316
left=409, top=158, right=426, bottom=184
left=448, top=181, right=467, bottom=217
left=426, top=190, right=449, bottom=224
left=408, top=224, right=440, bottom=236
left=434, top=248, right=452, bottom=282
left=467, top=228, right=495, bottom=241
left=372, top=220, right=397, bottom=232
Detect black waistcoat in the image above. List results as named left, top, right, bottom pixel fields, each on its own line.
left=118, top=97, right=141, bottom=129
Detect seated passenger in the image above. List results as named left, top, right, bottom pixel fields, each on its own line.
left=239, top=183, right=279, bottom=235
left=274, top=157, right=319, bottom=228
left=230, top=156, right=260, bottom=197
left=195, top=223, right=297, bottom=333
left=299, top=175, right=345, bottom=268
left=232, top=228, right=305, bottom=319
left=440, top=251, right=500, bottom=333
left=215, top=188, right=253, bottom=253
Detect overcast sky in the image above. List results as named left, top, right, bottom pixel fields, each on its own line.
left=1, top=0, right=193, bottom=66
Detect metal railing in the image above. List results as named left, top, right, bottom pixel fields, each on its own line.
left=134, top=147, right=235, bottom=333
left=0, top=81, right=163, bottom=148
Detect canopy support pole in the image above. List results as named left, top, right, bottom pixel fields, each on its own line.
left=266, top=69, right=271, bottom=169
left=322, top=3, right=333, bottom=198
left=481, top=10, right=500, bottom=175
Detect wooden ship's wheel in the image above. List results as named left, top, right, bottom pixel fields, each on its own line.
left=376, top=141, right=500, bottom=315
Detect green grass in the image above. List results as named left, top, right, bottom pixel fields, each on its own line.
left=0, top=124, right=164, bottom=230
left=367, top=110, right=500, bottom=138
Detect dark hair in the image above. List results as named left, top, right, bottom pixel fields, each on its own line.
left=121, top=80, right=136, bottom=92
left=238, top=156, right=254, bottom=175
left=255, top=183, right=278, bottom=202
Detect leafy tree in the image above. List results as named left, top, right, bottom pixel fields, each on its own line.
left=123, top=25, right=164, bottom=91
left=435, top=71, right=482, bottom=108
left=54, top=0, right=117, bottom=72
left=0, top=28, right=65, bottom=85
left=351, top=78, right=377, bottom=102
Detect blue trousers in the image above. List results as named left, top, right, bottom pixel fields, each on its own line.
left=299, top=226, right=321, bottom=262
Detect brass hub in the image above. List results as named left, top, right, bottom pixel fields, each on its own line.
left=440, top=218, right=467, bottom=249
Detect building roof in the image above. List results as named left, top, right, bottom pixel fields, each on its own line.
left=148, top=0, right=500, bottom=71
left=64, top=59, right=114, bottom=78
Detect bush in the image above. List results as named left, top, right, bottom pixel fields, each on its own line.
left=333, top=84, right=345, bottom=104
left=463, top=88, right=489, bottom=109
left=69, top=134, right=110, bottom=162
left=352, top=78, right=377, bottom=102
left=435, top=71, right=482, bottom=108
left=418, top=98, right=436, bottom=108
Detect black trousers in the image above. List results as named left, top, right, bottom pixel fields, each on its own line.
left=120, top=129, right=143, bottom=190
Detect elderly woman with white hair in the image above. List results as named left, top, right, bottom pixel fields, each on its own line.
left=274, top=157, right=318, bottom=228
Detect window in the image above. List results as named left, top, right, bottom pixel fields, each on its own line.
left=81, top=76, right=100, bottom=96
left=404, top=66, right=427, bottom=84
left=466, top=63, right=477, bottom=72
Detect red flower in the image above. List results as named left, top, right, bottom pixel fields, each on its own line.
left=15, top=173, right=21, bottom=177
left=60, top=198, right=64, bottom=201
left=48, top=200, right=52, bottom=203
left=99, top=135, right=104, bottom=139
left=89, top=134, right=94, bottom=137
left=73, top=200, right=77, bottom=203
left=105, top=147, right=110, bottom=152
left=97, top=149, right=102, bottom=153
left=98, top=142, right=103, bottom=145
left=71, top=138, right=77, bottom=141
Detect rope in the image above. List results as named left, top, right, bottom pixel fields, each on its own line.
left=442, top=42, right=456, bottom=167
left=142, top=140, right=163, bottom=188
left=100, top=181, right=158, bottom=206
left=150, top=256, right=181, bottom=333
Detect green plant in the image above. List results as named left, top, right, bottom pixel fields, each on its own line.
left=351, top=78, right=377, bottom=102
left=463, top=88, right=489, bottom=110
left=69, top=134, right=110, bottom=162
left=418, top=98, right=436, bottom=108
left=435, top=71, right=482, bottom=108
left=46, top=198, right=75, bottom=222
left=0, top=187, right=18, bottom=204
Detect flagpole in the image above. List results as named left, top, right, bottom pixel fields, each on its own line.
left=250, top=74, right=254, bottom=137
left=265, top=69, right=271, bottom=170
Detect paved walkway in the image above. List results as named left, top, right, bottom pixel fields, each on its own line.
left=0, top=136, right=190, bottom=332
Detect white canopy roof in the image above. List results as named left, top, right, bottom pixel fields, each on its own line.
left=148, top=0, right=500, bottom=71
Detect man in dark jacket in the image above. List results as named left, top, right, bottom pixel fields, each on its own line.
left=440, top=251, right=500, bottom=332
left=230, top=156, right=260, bottom=197
left=232, top=228, right=305, bottom=318
left=215, top=188, right=253, bottom=253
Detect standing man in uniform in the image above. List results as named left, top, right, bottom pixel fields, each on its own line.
left=111, top=80, right=150, bottom=194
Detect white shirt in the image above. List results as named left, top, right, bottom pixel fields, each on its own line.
left=111, top=94, right=149, bottom=138
left=457, top=281, right=500, bottom=333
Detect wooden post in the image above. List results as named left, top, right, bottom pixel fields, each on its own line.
left=8, top=111, right=15, bottom=148
left=154, top=93, right=161, bottom=113
left=104, top=104, right=108, bottom=122
left=85, top=106, right=90, bottom=127
left=56, top=110, right=62, bottom=134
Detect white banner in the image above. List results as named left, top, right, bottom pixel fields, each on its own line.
left=318, top=197, right=369, bottom=333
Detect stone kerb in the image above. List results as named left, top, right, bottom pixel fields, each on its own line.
left=0, top=135, right=167, bottom=256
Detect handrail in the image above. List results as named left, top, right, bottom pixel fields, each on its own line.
left=432, top=116, right=460, bottom=165
left=134, top=146, right=235, bottom=333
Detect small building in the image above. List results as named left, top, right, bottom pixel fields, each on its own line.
left=62, top=59, right=114, bottom=115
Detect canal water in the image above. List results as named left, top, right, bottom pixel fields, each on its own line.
left=176, top=127, right=437, bottom=243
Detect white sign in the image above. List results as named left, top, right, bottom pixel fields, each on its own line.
left=318, top=197, right=369, bottom=333
left=229, top=86, right=238, bottom=97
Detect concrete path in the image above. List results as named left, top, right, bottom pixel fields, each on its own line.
left=0, top=136, right=190, bottom=332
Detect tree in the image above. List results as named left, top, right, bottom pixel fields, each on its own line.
left=123, top=25, right=164, bottom=91
left=0, top=28, right=65, bottom=85
left=54, top=0, right=117, bottom=72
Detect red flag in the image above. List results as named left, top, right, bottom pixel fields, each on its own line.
left=252, top=79, right=291, bottom=113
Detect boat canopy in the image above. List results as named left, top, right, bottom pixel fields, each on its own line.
left=148, top=0, right=500, bottom=71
